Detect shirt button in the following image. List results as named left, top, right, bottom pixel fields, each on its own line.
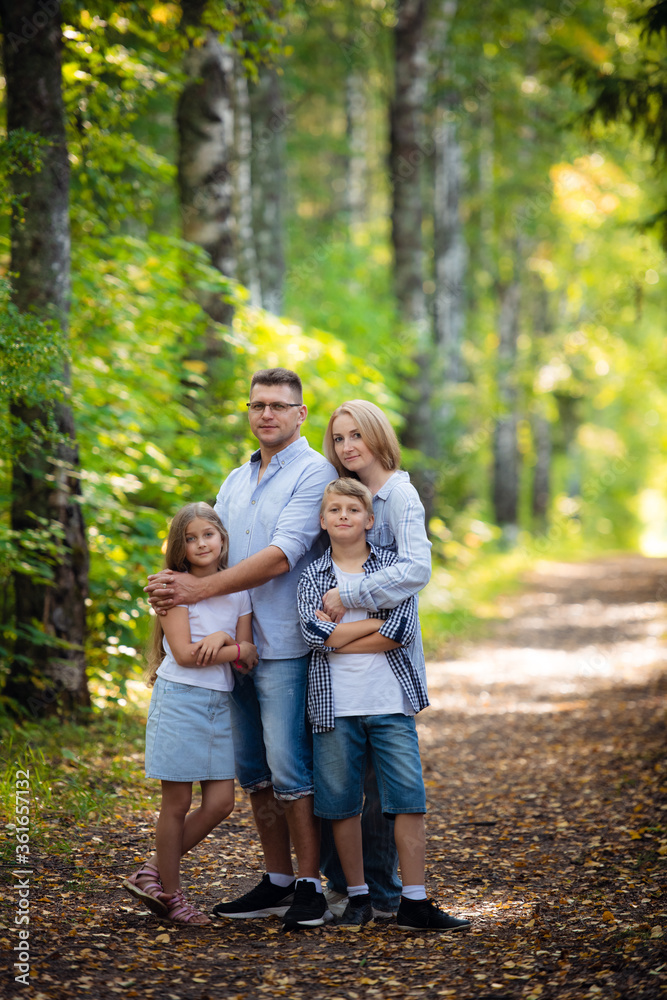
left=251, top=500, right=256, bottom=504
left=246, top=529, right=250, bottom=534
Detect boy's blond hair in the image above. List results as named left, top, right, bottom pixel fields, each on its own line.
left=320, top=478, right=374, bottom=518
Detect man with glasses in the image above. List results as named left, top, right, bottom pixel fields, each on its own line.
left=146, top=368, right=336, bottom=930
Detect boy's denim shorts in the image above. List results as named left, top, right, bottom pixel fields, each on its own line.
left=313, top=713, right=426, bottom=819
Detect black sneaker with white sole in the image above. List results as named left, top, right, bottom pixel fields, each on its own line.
left=281, top=880, right=332, bottom=931
left=211, top=874, right=295, bottom=919
left=396, top=897, right=471, bottom=932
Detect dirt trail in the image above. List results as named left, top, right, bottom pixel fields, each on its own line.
left=2, top=555, right=666, bottom=1000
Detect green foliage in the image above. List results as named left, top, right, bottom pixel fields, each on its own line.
left=0, top=274, right=69, bottom=453
left=0, top=127, right=49, bottom=222
left=0, top=276, right=72, bottom=662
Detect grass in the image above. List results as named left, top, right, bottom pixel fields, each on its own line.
left=0, top=707, right=149, bottom=860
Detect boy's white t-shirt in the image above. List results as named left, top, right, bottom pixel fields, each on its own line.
left=329, top=565, right=413, bottom=718
left=156, top=590, right=252, bottom=692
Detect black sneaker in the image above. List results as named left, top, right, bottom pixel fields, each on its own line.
left=282, top=880, right=332, bottom=931
left=211, top=874, right=295, bottom=919
left=396, top=897, right=471, bottom=932
left=335, top=893, right=373, bottom=926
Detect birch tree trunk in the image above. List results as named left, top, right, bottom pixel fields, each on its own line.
left=390, top=0, right=428, bottom=335
left=492, top=277, right=521, bottom=533
left=248, top=57, right=286, bottom=315
left=344, top=70, right=367, bottom=234
left=1, top=0, right=89, bottom=713
left=531, top=281, right=553, bottom=526
left=434, top=122, right=467, bottom=385
left=232, top=45, right=261, bottom=305
left=390, top=0, right=433, bottom=520
left=532, top=413, right=552, bottom=524
left=177, top=9, right=236, bottom=328
left=432, top=1, right=466, bottom=394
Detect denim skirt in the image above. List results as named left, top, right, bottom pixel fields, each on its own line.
left=145, top=676, right=235, bottom=782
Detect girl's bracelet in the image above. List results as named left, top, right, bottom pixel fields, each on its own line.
left=232, top=642, right=242, bottom=669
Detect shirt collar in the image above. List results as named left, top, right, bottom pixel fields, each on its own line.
left=324, top=540, right=382, bottom=573
left=250, top=435, right=310, bottom=466
left=374, top=469, right=409, bottom=499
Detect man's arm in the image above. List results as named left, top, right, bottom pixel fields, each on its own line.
left=146, top=545, right=289, bottom=614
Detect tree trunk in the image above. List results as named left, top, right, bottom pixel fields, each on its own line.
left=344, top=70, right=367, bottom=234
left=390, top=0, right=433, bottom=521
left=434, top=122, right=467, bottom=383
left=532, top=413, right=551, bottom=524
left=248, top=56, right=286, bottom=315
left=431, top=0, right=466, bottom=397
left=1, top=0, right=89, bottom=713
left=232, top=44, right=261, bottom=305
left=177, top=25, right=236, bottom=327
left=390, top=0, right=428, bottom=334
left=492, top=277, right=521, bottom=534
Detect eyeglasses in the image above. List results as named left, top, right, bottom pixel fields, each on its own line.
left=246, top=402, right=303, bottom=413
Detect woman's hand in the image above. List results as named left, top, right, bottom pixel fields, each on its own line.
left=322, top=587, right=346, bottom=623
left=314, top=609, right=333, bottom=622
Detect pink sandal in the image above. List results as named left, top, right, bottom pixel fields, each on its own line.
left=122, top=862, right=168, bottom=916
left=163, top=889, right=211, bottom=925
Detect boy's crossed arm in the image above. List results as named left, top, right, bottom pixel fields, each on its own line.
left=313, top=609, right=401, bottom=653
left=298, top=570, right=416, bottom=654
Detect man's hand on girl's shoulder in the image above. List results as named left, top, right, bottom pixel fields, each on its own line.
left=144, top=570, right=201, bottom=615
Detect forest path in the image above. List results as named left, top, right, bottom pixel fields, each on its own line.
left=6, top=555, right=666, bottom=1000
left=427, top=552, right=667, bottom=714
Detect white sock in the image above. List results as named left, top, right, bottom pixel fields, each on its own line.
left=402, top=884, right=427, bottom=901
left=268, top=872, right=294, bottom=888
left=296, top=877, right=322, bottom=893
left=347, top=883, right=369, bottom=898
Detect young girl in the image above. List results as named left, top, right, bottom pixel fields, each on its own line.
left=320, top=399, right=433, bottom=919
left=123, top=502, right=258, bottom=925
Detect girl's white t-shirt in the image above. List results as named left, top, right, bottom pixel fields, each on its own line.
left=329, top=566, right=413, bottom=718
left=156, top=589, right=252, bottom=692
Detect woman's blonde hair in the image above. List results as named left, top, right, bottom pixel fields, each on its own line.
left=324, top=400, right=401, bottom=478
left=145, top=503, right=229, bottom=686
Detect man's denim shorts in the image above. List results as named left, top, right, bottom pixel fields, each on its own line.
left=229, top=655, right=314, bottom=800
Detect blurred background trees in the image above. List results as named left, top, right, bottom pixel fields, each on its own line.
left=1, top=0, right=666, bottom=714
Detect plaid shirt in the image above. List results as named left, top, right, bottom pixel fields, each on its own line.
left=297, top=543, right=430, bottom=732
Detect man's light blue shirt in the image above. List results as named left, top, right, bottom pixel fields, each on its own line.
left=215, top=436, right=337, bottom=660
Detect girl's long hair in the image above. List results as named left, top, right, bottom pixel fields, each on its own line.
left=324, top=399, right=402, bottom=478
left=145, top=503, right=229, bottom=686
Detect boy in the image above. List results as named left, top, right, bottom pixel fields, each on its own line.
left=297, top=478, right=471, bottom=931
